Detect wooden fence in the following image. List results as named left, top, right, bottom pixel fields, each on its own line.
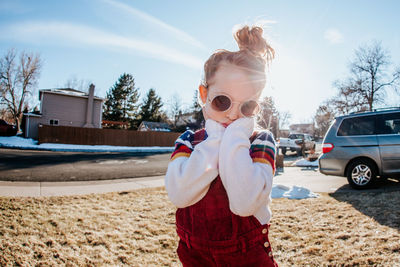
left=38, top=125, right=181, bottom=147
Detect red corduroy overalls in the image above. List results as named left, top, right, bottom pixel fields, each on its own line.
left=176, top=129, right=278, bottom=267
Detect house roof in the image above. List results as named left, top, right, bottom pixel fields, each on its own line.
left=39, top=88, right=104, bottom=101
left=23, top=112, right=42, bottom=117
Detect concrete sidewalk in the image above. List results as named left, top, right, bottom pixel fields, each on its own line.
left=0, top=166, right=348, bottom=197
left=0, top=175, right=165, bottom=197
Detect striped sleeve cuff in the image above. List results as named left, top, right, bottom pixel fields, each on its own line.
left=170, top=130, right=194, bottom=161
left=250, top=130, right=276, bottom=173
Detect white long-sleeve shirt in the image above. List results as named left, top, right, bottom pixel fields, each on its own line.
left=165, top=118, right=276, bottom=224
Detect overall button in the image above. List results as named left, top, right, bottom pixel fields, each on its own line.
left=264, top=241, right=270, bottom=248
left=268, top=251, right=273, bottom=257
left=262, top=228, right=268, bottom=234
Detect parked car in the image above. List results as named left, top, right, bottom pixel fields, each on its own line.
left=319, top=108, right=400, bottom=189
left=278, top=133, right=316, bottom=156
left=0, top=119, right=17, bottom=136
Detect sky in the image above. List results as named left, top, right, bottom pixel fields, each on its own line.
left=0, top=0, right=399, bottom=125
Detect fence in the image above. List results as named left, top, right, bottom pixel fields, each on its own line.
left=38, top=125, right=181, bottom=147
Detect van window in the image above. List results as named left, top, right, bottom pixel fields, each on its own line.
left=337, top=116, right=376, bottom=136
left=378, top=112, right=400, bottom=135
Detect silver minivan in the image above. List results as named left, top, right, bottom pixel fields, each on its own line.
left=319, top=108, right=400, bottom=189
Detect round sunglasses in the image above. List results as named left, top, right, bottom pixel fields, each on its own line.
left=207, top=93, right=260, bottom=117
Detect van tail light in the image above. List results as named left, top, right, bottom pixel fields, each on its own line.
left=322, top=143, right=334, bottom=153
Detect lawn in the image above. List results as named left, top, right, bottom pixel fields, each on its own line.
left=1, top=187, right=399, bottom=266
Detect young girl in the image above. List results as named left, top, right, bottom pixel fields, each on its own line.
left=165, top=25, right=278, bottom=267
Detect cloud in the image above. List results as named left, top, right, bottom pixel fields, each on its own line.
left=324, top=28, right=344, bottom=44
left=1, top=21, right=203, bottom=69
left=101, top=0, right=206, bottom=50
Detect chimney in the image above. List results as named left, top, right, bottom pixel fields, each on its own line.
left=83, top=84, right=95, bottom=128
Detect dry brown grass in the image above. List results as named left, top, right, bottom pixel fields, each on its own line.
left=1, top=188, right=399, bottom=266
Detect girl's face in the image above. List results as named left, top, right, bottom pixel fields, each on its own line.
left=199, top=63, right=263, bottom=127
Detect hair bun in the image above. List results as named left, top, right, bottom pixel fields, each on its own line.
left=234, top=25, right=275, bottom=63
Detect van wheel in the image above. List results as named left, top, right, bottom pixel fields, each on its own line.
left=346, top=160, right=377, bottom=189
left=281, top=147, right=287, bottom=155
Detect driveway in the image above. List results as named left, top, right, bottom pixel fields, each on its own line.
left=274, top=166, right=400, bottom=193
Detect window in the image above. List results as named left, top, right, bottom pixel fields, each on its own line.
left=378, top=112, right=400, bottom=135
left=49, top=119, right=59, bottom=126
left=337, top=116, right=376, bottom=136
left=289, top=134, right=304, bottom=139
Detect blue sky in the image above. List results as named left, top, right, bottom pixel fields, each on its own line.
left=1, top=0, right=399, bottom=125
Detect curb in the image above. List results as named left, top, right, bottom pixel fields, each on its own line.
left=0, top=175, right=165, bottom=197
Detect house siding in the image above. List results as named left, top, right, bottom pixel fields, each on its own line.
left=24, top=90, right=104, bottom=139
left=92, top=100, right=102, bottom=128
left=24, top=116, right=45, bottom=139
left=42, top=93, right=87, bottom=127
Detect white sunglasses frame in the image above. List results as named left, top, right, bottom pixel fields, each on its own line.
left=206, top=93, right=261, bottom=118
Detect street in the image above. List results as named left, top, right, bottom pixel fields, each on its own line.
left=1, top=148, right=399, bottom=194
left=0, top=148, right=171, bottom=182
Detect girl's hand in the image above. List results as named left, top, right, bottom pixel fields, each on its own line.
left=225, top=117, right=255, bottom=138
left=205, top=119, right=225, bottom=139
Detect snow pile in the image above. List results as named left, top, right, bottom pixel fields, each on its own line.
left=0, top=136, right=175, bottom=153
left=271, top=184, right=319, bottom=199
left=293, top=158, right=319, bottom=167
left=0, top=136, right=39, bottom=149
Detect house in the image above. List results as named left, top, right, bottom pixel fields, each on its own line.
left=102, top=120, right=129, bottom=129
left=175, top=111, right=203, bottom=130
left=24, top=84, right=104, bottom=139
left=289, top=123, right=314, bottom=135
left=175, top=111, right=197, bottom=127
left=138, top=121, right=171, bottom=132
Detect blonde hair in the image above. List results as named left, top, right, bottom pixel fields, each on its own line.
left=202, top=25, right=275, bottom=89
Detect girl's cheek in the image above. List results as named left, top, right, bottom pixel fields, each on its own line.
left=202, top=108, right=209, bottom=120
left=203, top=106, right=214, bottom=121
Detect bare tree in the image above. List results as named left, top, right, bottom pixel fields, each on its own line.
left=332, top=78, right=369, bottom=115
left=277, top=110, right=291, bottom=130
left=0, top=49, right=42, bottom=131
left=63, top=75, right=92, bottom=92
left=313, top=100, right=336, bottom=138
left=168, top=93, right=183, bottom=129
left=256, top=96, right=279, bottom=138
left=348, top=41, right=399, bottom=110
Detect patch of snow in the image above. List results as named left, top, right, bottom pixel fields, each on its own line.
left=96, top=159, right=148, bottom=165
left=0, top=136, right=39, bottom=149
left=0, top=136, right=174, bottom=153
left=293, top=158, right=319, bottom=167
left=272, top=184, right=319, bottom=199
left=271, top=184, right=291, bottom=198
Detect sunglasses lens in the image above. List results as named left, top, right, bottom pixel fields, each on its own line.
left=211, top=95, right=231, bottom=111
left=241, top=100, right=259, bottom=117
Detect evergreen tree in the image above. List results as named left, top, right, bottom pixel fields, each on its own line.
left=139, top=88, right=164, bottom=123
left=102, top=73, right=140, bottom=129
